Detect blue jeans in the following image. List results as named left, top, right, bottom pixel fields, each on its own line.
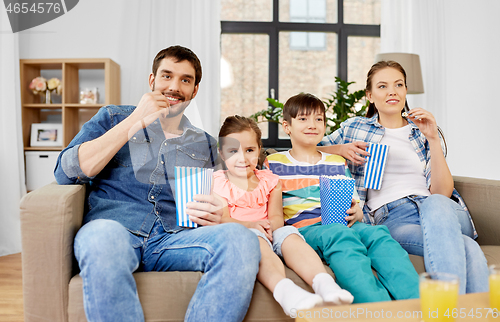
left=74, top=219, right=260, bottom=322
left=372, top=194, right=489, bottom=294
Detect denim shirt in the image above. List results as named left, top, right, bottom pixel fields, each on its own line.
left=319, top=114, right=477, bottom=238
left=54, top=105, right=219, bottom=237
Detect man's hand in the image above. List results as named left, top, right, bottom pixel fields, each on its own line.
left=186, top=194, right=225, bottom=226
left=339, top=142, right=370, bottom=165
left=128, top=91, right=171, bottom=137
left=345, top=199, right=363, bottom=227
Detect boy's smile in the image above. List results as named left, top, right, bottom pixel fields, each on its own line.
left=283, top=112, right=326, bottom=148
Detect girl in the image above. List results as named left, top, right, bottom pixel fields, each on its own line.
left=319, top=60, right=489, bottom=294
left=213, top=115, right=353, bottom=316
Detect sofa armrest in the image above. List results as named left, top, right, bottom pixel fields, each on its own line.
left=20, top=182, right=85, bottom=322
left=453, top=176, right=500, bottom=246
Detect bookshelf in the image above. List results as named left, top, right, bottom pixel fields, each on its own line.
left=20, top=58, right=120, bottom=150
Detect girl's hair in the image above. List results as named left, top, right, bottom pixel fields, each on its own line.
left=218, top=115, right=262, bottom=148
left=283, top=92, right=326, bottom=124
left=365, top=60, right=407, bottom=118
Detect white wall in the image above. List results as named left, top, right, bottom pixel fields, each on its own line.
left=16, top=0, right=221, bottom=136
left=0, top=8, right=23, bottom=256
left=382, top=0, right=500, bottom=180
left=443, top=1, right=500, bottom=180
left=18, top=1, right=132, bottom=95
left=0, top=1, right=220, bottom=256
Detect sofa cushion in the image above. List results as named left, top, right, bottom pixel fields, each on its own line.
left=453, top=176, right=500, bottom=246
left=68, top=246, right=500, bottom=322
left=69, top=272, right=207, bottom=322
left=409, top=255, right=425, bottom=274
left=481, top=245, right=500, bottom=267
left=68, top=266, right=321, bottom=322
left=407, top=245, right=500, bottom=277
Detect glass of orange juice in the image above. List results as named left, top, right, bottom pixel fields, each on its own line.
left=420, top=272, right=459, bottom=322
left=490, top=265, right=500, bottom=312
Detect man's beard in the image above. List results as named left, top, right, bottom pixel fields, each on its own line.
left=163, top=103, right=188, bottom=118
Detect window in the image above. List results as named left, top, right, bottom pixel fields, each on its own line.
left=221, top=0, right=380, bottom=148
left=289, top=0, right=326, bottom=50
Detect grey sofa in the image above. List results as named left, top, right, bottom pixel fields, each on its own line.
left=19, top=176, right=500, bottom=322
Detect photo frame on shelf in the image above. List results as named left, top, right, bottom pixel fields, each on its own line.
left=30, top=123, right=63, bottom=147
left=79, top=87, right=99, bottom=104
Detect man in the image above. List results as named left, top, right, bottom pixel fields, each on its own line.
left=55, top=45, right=260, bottom=322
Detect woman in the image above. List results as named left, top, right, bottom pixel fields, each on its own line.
left=319, top=60, right=488, bottom=294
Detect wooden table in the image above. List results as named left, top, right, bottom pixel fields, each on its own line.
left=295, top=292, right=499, bottom=321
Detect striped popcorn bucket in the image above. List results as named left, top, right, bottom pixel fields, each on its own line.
left=175, top=166, right=214, bottom=228
left=363, top=143, right=389, bottom=190
left=319, top=175, right=355, bottom=226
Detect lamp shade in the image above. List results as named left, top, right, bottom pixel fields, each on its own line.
left=375, top=53, right=424, bottom=94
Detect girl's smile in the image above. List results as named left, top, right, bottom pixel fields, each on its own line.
left=220, top=130, right=260, bottom=180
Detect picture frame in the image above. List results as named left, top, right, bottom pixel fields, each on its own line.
left=30, top=123, right=63, bottom=147
left=80, top=87, right=99, bottom=104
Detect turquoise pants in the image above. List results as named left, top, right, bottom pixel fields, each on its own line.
left=298, top=222, right=419, bottom=303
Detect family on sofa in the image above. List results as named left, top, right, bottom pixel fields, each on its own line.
left=53, top=45, right=488, bottom=322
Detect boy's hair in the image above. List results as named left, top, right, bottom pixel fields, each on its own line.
left=152, top=45, right=202, bottom=86
left=283, top=93, right=326, bottom=124
left=218, top=115, right=262, bottom=149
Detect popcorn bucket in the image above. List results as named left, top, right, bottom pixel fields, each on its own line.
left=364, top=143, right=389, bottom=190
left=319, top=175, right=355, bottom=226
left=175, top=167, right=214, bottom=228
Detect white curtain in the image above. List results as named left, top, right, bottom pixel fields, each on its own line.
left=115, top=0, right=221, bottom=137
left=380, top=0, right=448, bottom=132
left=0, top=7, right=25, bottom=256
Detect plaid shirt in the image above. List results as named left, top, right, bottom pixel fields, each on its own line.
left=319, top=114, right=477, bottom=238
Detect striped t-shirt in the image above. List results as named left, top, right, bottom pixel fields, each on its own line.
left=264, top=151, right=359, bottom=228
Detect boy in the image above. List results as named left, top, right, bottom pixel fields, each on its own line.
left=264, top=92, right=419, bottom=303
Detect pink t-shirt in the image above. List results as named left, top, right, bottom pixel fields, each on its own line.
left=213, top=169, right=279, bottom=222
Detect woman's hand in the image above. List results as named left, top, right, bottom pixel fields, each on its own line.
left=339, top=141, right=370, bottom=165
left=345, top=199, right=363, bottom=227
left=407, top=108, right=439, bottom=141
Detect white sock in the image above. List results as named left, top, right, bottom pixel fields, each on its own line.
left=312, top=273, right=354, bottom=305
left=273, top=278, right=323, bottom=316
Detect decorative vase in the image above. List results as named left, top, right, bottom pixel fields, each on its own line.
left=45, top=90, right=52, bottom=104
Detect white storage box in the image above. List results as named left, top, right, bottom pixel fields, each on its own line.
left=25, top=151, right=61, bottom=191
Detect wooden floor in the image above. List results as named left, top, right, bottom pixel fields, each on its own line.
left=0, top=253, right=23, bottom=322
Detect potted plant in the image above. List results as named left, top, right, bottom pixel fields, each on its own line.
left=250, top=77, right=369, bottom=135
